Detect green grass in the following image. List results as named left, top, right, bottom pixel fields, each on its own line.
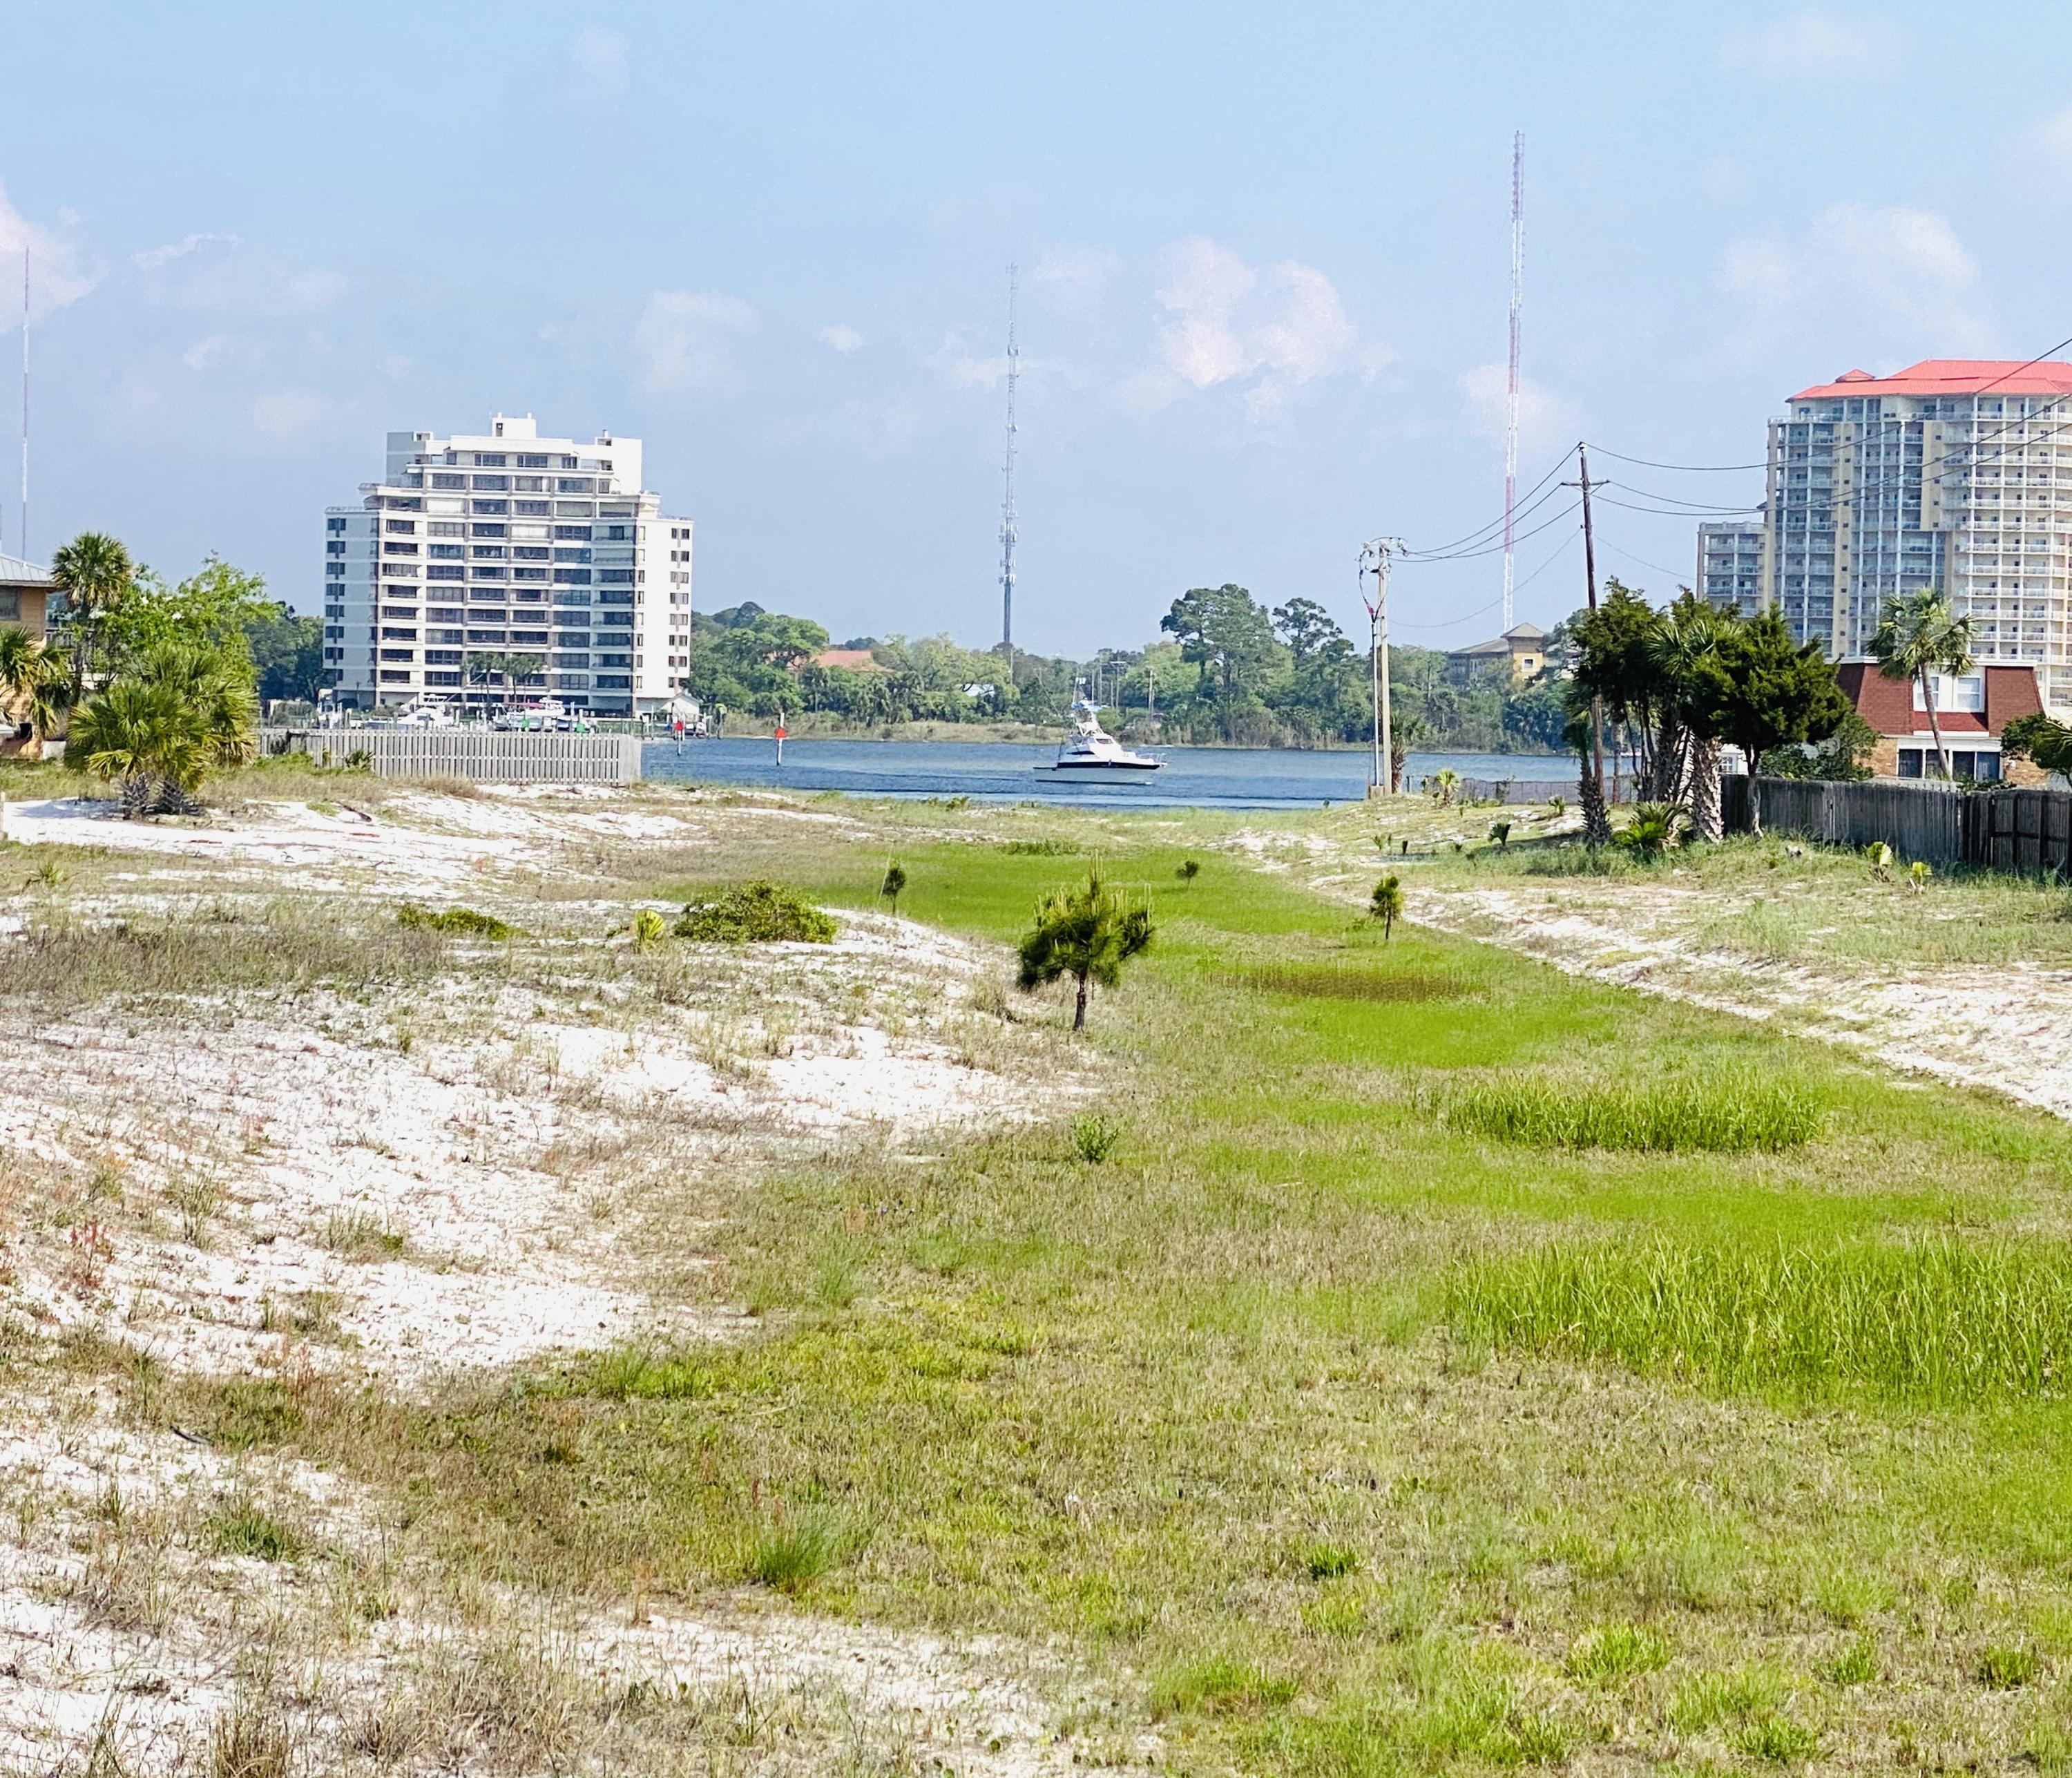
left=90, top=801, right=2072, bottom=1775
left=1450, top=1235, right=2072, bottom=1406
left=1440, top=1070, right=1825, bottom=1153
left=207, top=1498, right=304, bottom=1562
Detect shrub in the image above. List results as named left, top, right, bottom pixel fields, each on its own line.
left=629, top=908, right=667, bottom=948
left=1613, top=802, right=1688, bottom=859
left=675, top=881, right=836, bottom=944
left=1821, top=1634, right=1879, bottom=1686
left=1452, top=1235, right=2072, bottom=1406
left=1071, top=1112, right=1122, bottom=1164
left=1566, top=1622, right=1671, bottom=1684
left=1440, top=1071, right=1822, bottom=1153
left=1734, top=1714, right=1819, bottom=1763
left=1177, top=858, right=1201, bottom=886
left=395, top=903, right=512, bottom=940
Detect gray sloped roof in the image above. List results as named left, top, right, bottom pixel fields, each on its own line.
left=0, top=553, right=53, bottom=585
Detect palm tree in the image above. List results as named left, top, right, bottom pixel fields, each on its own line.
left=1871, top=591, right=1974, bottom=781
left=1370, top=874, right=1404, bottom=939
left=1017, top=868, right=1155, bottom=1031
left=0, top=628, right=72, bottom=754
left=466, top=650, right=510, bottom=711
left=48, top=532, right=135, bottom=700
left=1388, top=714, right=1428, bottom=795
left=71, top=644, right=258, bottom=816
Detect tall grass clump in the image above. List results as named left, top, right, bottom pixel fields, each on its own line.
left=1451, top=1235, right=2072, bottom=1406
left=1440, top=1069, right=1823, bottom=1153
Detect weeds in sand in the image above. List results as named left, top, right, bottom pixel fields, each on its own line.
left=1440, top=1070, right=1823, bottom=1153
left=167, top=1174, right=223, bottom=1244
left=1151, top=1657, right=1296, bottom=1717
left=1302, top=1542, right=1360, bottom=1580
left=322, top=1207, right=405, bottom=1259
left=1453, top=1235, right=2072, bottom=1405
left=396, top=902, right=512, bottom=940
left=208, top=1498, right=304, bottom=1562
left=207, top=1696, right=292, bottom=1778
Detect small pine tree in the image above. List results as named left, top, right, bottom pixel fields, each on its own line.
left=1370, top=874, right=1404, bottom=940
left=881, top=860, right=907, bottom=916
left=1176, top=858, right=1200, bottom=888
left=1017, top=868, right=1155, bottom=1031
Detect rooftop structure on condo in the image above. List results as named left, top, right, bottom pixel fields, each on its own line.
left=1729, top=359, right=2072, bottom=716
left=325, top=415, right=693, bottom=716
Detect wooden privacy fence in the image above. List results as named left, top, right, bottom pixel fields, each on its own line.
left=1452, top=776, right=1631, bottom=806
left=268, top=729, right=644, bottom=785
left=1720, top=774, right=2072, bottom=874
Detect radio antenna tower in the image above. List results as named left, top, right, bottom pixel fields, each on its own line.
left=17, top=249, right=27, bottom=562
left=999, top=264, right=1019, bottom=656
left=1502, top=132, right=1524, bottom=633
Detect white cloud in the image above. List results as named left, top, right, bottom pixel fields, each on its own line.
left=1718, top=202, right=1993, bottom=357
left=250, top=386, right=352, bottom=448
left=2015, top=102, right=2072, bottom=181
left=0, top=182, right=95, bottom=320
left=182, top=334, right=267, bottom=374
left=1721, top=10, right=1904, bottom=78
left=816, top=323, right=864, bottom=353
left=633, top=290, right=758, bottom=397
left=571, top=27, right=628, bottom=91
left=1146, top=236, right=1387, bottom=423
left=1034, top=246, right=1119, bottom=298
left=132, top=231, right=240, bottom=272
left=1457, top=362, right=1580, bottom=458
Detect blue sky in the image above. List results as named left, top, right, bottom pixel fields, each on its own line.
left=4, top=1, right=2072, bottom=653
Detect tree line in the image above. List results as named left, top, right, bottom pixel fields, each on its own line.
left=688, top=586, right=1569, bottom=752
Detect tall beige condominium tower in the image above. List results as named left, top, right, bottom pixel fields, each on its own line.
left=1755, top=360, right=2072, bottom=714
left=325, top=414, right=694, bottom=715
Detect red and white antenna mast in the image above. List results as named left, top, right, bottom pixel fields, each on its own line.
left=1502, top=132, right=1523, bottom=633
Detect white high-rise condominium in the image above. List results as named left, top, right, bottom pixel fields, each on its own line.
left=1747, top=360, right=2072, bottom=714
left=323, top=415, right=694, bottom=715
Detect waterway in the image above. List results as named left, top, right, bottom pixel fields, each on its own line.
left=640, top=737, right=1571, bottom=810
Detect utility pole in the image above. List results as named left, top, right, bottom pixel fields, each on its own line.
left=1573, top=442, right=1611, bottom=843
left=1360, top=537, right=1404, bottom=796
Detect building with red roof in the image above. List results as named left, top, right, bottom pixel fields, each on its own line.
left=1698, top=359, right=2072, bottom=758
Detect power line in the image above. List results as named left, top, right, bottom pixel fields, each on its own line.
left=1401, top=445, right=1574, bottom=557
left=1404, top=496, right=1582, bottom=564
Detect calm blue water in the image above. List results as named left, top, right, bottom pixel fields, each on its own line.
left=641, top=737, right=1570, bottom=809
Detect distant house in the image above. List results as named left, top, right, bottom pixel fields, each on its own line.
left=1835, top=660, right=2045, bottom=784
left=0, top=553, right=55, bottom=644
left=811, top=647, right=885, bottom=674
left=1447, top=622, right=1546, bottom=682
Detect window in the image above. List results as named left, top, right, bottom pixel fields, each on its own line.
left=429, top=629, right=463, bottom=645
left=475, top=454, right=506, bottom=468
left=428, top=564, right=465, bottom=581
left=466, top=629, right=508, bottom=644
left=517, top=454, right=548, bottom=469
left=553, top=547, right=592, bottom=564
left=553, top=524, right=593, bottom=540
left=513, top=475, right=544, bottom=492
left=512, top=566, right=549, bottom=582
left=327, top=517, right=347, bottom=533
left=514, top=546, right=549, bottom=561
left=471, top=566, right=508, bottom=580
left=472, top=475, right=509, bottom=491
left=379, top=648, right=416, bottom=662
left=425, top=670, right=463, bottom=687
left=429, top=544, right=465, bottom=560
left=512, top=628, right=549, bottom=644
left=561, top=456, right=579, bottom=470
left=553, top=568, right=593, bottom=584
left=595, top=673, right=632, bottom=690
left=327, top=541, right=346, bottom=556
left=515, top=499, right=551, bottom=516
left=378, top=670, right=413, bottom=683
left=385, top=519, right=415, bottom=535
left=472, top=545, right=506, bottom=559
left=472, top=499, right=509, bottom=515
left=471, top=523, right=507, bottom=538
left=383, top=541, right=419, bottom=555
left=431, top=473, right=465, bottom=490
left=386, top=496, right=423, bottom=512
left=599, top=568, right=634, bottom=584
left=428, top=521, right=464, bottom=537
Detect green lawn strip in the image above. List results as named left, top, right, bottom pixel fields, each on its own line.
left=150, top=827, right=2072, bottom=1772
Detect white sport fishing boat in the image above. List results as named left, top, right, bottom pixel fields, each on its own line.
left=1044, top=699, right=1162, bottom=772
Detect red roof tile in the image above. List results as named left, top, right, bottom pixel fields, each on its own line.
left=1791, top=359, right=2072, bottom=402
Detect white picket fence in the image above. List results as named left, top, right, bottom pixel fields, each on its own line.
left=270, top=729, right=643, bottom=785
